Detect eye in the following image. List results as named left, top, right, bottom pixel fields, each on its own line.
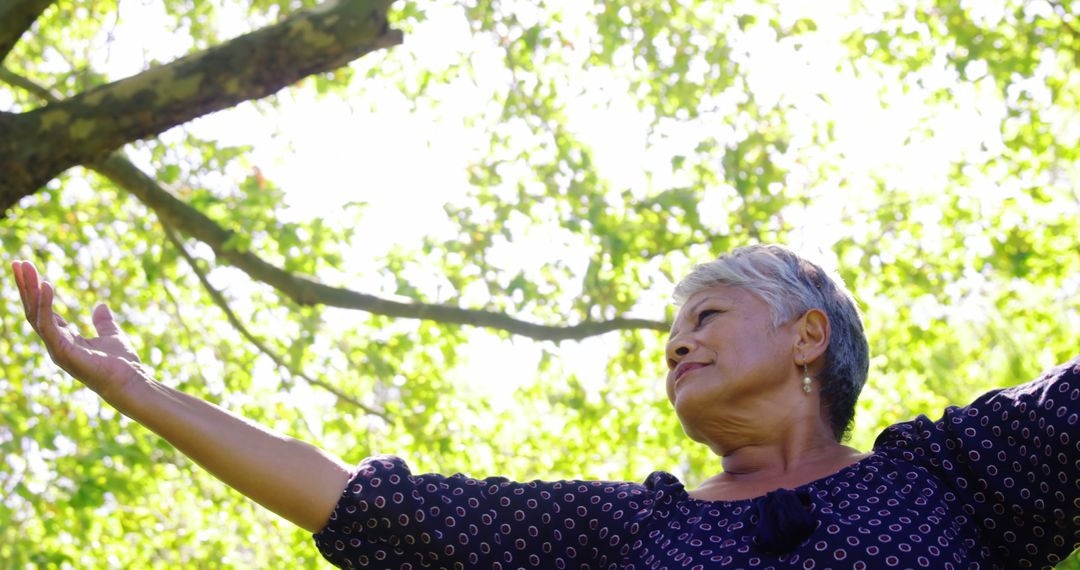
left=696, top=309, right=721, bottom=326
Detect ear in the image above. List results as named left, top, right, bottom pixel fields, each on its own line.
left=793, top=308, right=830, bottom=369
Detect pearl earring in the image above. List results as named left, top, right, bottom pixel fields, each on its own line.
left=802, top=361, right=812, bottom=394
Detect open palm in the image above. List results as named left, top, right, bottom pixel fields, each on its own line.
left=12, top=260, right=149, bottom=402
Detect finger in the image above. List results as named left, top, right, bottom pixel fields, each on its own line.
left=36, top=281, right=60, bottom=347
left=10, top=260, right=22, bottom=290
left=37, top=283, right=83, bottom=378
left=92, top=303, right=122, bottom=337
left=12, top=261, right=29, bottom=319
left=22, top=262, right=42, bottom=329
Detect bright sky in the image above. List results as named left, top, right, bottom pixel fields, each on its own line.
left=30, top=0, right=1012, bottom=410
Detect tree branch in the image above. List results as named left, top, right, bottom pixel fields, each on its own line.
left=90, top=153, right=669, bottom=341
left=0, top=66, right=60, bottom=103
left=4, top=57, right=670, bottom=342
left=0, top=0, right=53, bottom=64
left=160, top=221, right=390, bottom=420
left=0, top=0, right=402, bottom=214
left=159, top=278, right=213, bottom=388
left=3, top=59, right=393, bottom=414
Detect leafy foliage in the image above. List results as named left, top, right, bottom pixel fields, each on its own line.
left=1, top=0, right=1078, bottom=567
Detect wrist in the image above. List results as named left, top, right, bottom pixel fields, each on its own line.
left=100, top=364, right=157, bottom=415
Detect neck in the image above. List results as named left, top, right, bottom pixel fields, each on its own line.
left=718, top=436, right=849, bottom=481
left=705, top=405, right=851, bottom=482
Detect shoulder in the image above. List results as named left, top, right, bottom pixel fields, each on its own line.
left=989, top=355, right=1080, bottom=405
left=875, top=355, right=1080, bottom=449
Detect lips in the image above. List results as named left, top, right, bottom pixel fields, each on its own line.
left=674, top=361, right=710, bottom=382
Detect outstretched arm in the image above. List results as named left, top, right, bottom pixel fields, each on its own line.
left=11, top=260, right=352, bottom=533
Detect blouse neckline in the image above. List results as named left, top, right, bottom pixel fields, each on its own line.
left=652, top=451, right=884, bottom=507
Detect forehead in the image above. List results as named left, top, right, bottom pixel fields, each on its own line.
left=669, top=285, right=756, bottom=336
left=676, top=284, right=746, bottom=313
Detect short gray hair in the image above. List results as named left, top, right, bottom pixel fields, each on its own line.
left=673, top=244, right=870, bottom=441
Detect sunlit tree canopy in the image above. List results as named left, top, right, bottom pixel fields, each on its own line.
left=1, top=0, right=1078, bottom=566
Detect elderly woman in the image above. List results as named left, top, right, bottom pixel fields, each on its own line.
left=11, top=245, right=1080, bottom=569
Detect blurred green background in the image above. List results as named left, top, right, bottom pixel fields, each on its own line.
left=1, top=0, right=1078, bottom=567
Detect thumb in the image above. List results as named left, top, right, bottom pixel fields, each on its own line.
left=91, top=303, right=122, bottom=337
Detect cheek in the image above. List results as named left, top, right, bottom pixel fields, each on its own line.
left=727, top=323, right=776, bottom=359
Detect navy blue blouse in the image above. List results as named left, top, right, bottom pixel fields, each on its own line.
left=314, top=358, right=1080, bottom=569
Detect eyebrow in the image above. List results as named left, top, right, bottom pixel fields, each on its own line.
left=668, top=296, right=712, bottom=340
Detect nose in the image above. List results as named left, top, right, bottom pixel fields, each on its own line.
left=665, top=336, right=692, bottom=370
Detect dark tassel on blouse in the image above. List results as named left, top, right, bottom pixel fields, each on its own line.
left=753, top=488, right=816, bottom=554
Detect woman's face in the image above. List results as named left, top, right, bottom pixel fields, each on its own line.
left=665, top=285, right=801, bottom=446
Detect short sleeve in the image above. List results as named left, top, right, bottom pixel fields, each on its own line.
left=875, top=356, right=1080, bottom=569
left=312, top=455, right=652, bottom=569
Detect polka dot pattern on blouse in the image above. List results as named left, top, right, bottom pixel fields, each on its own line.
left=314, top=357, right=1080, bottom=569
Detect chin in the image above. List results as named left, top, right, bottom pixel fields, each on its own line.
left=678, top=422, right=727, bottom=456
left=671, top=387, right=719, bottom=424
left=675, top=413, right=707, bottom=443
left=684, top=428, right=707, bottom=444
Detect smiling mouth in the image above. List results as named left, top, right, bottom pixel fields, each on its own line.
left=674, top=362, right=710, bottom=382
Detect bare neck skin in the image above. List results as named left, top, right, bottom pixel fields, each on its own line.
left=690, top=408, right=869, bottom=501
left=683, top=372, right=869, bottom=501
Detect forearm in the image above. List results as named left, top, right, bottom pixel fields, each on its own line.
left=112, top=375, right=352, bottom=533
left=11, top=262, right=352, bottom=532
